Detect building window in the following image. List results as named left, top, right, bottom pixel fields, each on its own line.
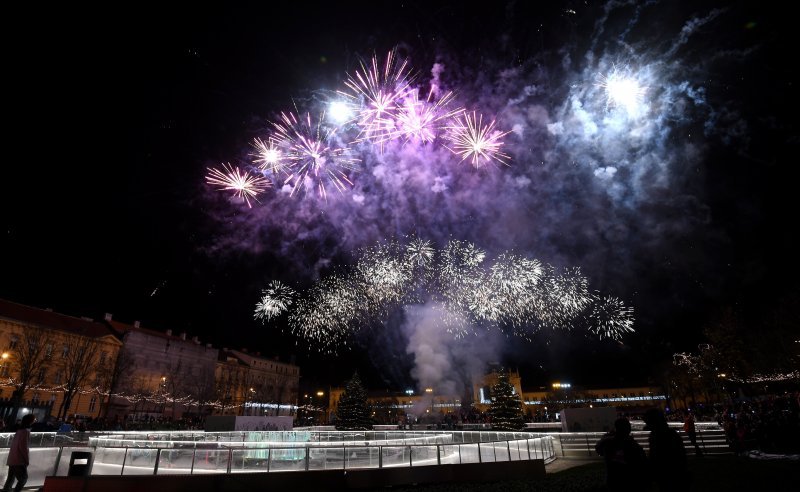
left=54, top=370, right=63, bottom=384
left=0, top=365, right=9, bottom=378
left=88, top=396, right=97, bottom=412
left=45, top=344, right=53, bottom=359
left=38, top=368, right=46, bottom=382
left=62, top=345, right=69, bottom=358
left=9, top=337, right=18, bottom=350
left=50, top=394, right=56, bottom=403
left=32, top=392, right=40, bottom=403
left=99, top=351, right=107, bottom=364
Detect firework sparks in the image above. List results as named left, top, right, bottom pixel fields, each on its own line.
left=341, top=51, right=414, bottom=145
left=208, top=50, right=511, bottom=206
left=257, top=238, right=633, bottom=351
left=254, top=281, right=296, bottom=322
left=597, top=67, right=648, bottom=117
left=205, top=163, right=270, bottom=208
left=272, top=111, right=360, bottom=199
left=250, top=137, right=287, bottom=175
left=445, top=111, right=511, bottom=167
left=391, top=89, right=462, bottom=143
left=587, top=295, right=635, bottom=340
left=327, top=101, right=356, bottom=125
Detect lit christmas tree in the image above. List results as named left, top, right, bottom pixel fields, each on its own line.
left=488, top=368, right=526, bottom=431
left=335, top=372, right=373, bottom=430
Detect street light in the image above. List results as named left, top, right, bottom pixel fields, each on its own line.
left=159, top=377, right=167, bottom=415
left=314, top=391, right=325, bottom=424
left=425, top=388, right=434, bottom=415
left=0, top=352, right=8, bottom=378
left=247, top=387, right=255, bottom=416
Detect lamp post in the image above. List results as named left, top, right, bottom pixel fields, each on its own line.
left=160, top=377, right=167, bottom=416
left=425, top=387, right=434, bottom=417
left=247, top=387, right=255, bottom=416
left=315, top=391, right=324, bottom=425
left=1, top=352, right=8, bottom=378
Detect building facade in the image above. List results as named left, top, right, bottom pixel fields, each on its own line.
left=215, top=349, right=299, bottom=416
left=0, top=299, right=123, bottom=422
left=0, top=298, right=302, bottom=422
left=327, top=369, right=667, bottom=425
left=106, top=318, right=219, bottom=419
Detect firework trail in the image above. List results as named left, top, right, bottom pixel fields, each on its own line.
left=257, top=238, right=633, bottom=352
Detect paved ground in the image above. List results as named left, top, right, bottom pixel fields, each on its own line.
left=545, top=457, right=599, bottom=473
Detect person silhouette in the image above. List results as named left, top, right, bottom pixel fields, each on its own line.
left=683, top=411, right=703, bottom=456
left=3, top=413, right=36, bottom=492
left=595, top=417, right=647, bottom=491
left=644, top=408, right=689, bottom=490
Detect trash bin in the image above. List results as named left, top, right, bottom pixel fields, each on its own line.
left=68, top=451, right=93, bottom=476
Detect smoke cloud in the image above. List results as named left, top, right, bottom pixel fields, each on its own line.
left=402, top=303, right=502, bottom=415
left=202, top=2, right=756, bottom=340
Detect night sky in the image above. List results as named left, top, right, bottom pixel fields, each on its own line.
left=2, top=1, right=796, bottom=392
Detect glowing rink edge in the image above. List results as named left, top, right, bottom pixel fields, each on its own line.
left=86, top=430, right=556, bottom=475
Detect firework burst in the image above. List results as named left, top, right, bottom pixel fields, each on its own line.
left=390, top=89, right=462, bottom=144
left=587, top=294, right=635, bottom=340
left=254, top=281, right=296, bottom=322
left=341, top=51, right=414, bottom=145
left=250, top=137, right=288, bottom=175
left=445, top=111, right=511, bottom=167
left=205, top=163, right=270, bottom=208
left=272, top=112, right=360, bottom=199
left=597, top=67, right=648, bottom=117
left=258, top=238, right=633, bottom=351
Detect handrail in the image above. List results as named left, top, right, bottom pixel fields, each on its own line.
left=1, top=431, right=558, bottom=487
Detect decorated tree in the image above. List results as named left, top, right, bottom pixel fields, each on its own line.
left=335, top=372, right=372, bottom=430
left=488, top=369, right=526, bottom=431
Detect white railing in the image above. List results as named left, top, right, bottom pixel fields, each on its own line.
left=0, top=431, right=556, bottom=487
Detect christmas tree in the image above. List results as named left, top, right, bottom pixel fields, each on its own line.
left=488, top=368, right=526, bottom=430
left=335, top=372, right=373, bottom=430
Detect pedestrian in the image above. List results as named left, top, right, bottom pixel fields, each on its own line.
left=644, top=408, right=689, bottom=490
left=683, top=411, right=703, bottom=456
left=595, top=417, right=647, bottom=491
left=3, top=413, right=36, bottom=492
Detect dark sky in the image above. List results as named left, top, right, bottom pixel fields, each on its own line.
left=2, top=1, right=796, bottom=392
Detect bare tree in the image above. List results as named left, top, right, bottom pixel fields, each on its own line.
left=273, top=375, right=293, bottom=416
left=188, top=367, right=217, bottom=417
left=8, top=326, right=49, bottom=418
left=163, top=359, right=196, bottom=418
left=97, top=348, right=134, bottom=419
left=57, top=334, right=99, bottom=419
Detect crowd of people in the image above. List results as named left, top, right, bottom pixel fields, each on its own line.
left=596, top=410, right=689, bottom=491
left=662, top=392, right=800, bottom=454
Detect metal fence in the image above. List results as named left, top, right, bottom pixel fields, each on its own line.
left=0, top=431, right=556, bottom=488
left=552, top=429, right=731, bottom=457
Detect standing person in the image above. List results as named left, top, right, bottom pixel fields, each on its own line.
left=683, top=411, right=703, bottom=456
left=644, top=408, right=689, bottom=490
left=3, top=413, right=36, bottom=492
left=595, top=417, right=648, bottom=491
